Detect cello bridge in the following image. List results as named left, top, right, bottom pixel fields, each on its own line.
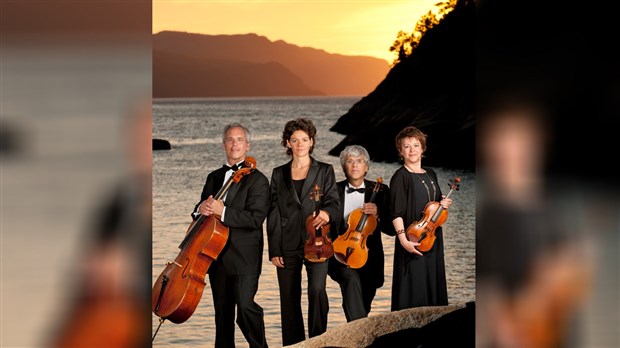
left=166, top=259, right=182, bottom=268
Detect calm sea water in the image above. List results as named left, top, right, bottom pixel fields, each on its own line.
left=152, top=96, right=475, bottom=347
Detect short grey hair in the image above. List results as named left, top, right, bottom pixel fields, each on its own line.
left=222, top=123, right=251, bottom=143
left=339, top=145, right=370, bottom=170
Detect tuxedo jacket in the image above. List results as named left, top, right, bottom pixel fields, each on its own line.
left=267, top=157, right=340, bottom=259
left=328, top=179, right=394, bottom=289
left=192, top=165, right=270, bottom=275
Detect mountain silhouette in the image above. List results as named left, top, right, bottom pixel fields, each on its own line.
left=153, top=31, right=389, bottom=96
left=153, top=50, right=321, bottom=97
left=329, top=0, right=474, bottom=171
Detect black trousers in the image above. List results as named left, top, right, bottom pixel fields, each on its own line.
left=209, top=262, right=268, bottom=348
left=276, top=254, right=329, bottom=346
left=335, top=266, right=377, bottom=322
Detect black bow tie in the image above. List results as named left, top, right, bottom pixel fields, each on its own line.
left=347, top=187, right=365, bottom=194
left=223, top=163, right=241, bottom=171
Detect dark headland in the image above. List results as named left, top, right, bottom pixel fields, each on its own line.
left=329, top=0, right=474, bottom=172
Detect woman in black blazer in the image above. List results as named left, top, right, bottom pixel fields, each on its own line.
left=267, top=118, right=340, bottom=346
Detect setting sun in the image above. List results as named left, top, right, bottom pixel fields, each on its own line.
left=153, top=0, right=441, bottom=63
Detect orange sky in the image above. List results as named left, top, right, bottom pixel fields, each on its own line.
left=153, top=0, right=440, bottom=63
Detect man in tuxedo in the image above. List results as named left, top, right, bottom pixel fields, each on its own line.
left=328, top=145, right=394, bottom=322
left=192, top=123, right=270, bottom=348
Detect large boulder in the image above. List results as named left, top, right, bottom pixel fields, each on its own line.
left=287, top=301, right=474, bottom=347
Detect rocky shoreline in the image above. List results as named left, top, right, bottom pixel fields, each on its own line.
left=286, top=301, right=474, bottom=347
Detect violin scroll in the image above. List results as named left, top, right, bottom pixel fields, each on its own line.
left=449, top=176, right=461, bottom=191
left=309, top=184, right=323, bottom=202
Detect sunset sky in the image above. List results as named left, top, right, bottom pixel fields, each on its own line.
left=153, top=0, right=440, bottom=63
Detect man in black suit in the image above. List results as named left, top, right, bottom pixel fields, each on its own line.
left=328, top=145, right=394, bottom=322
left=193, top=123, right=270, bottom=348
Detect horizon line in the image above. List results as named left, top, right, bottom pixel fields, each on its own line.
left=153, top=29, right=391, bottom=63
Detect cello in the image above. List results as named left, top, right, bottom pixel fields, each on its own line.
left=151, top=157, right=256, bottom=337
left=406, top=176, right=460, bottom=253
left=304, top=184, right=334, bottom=262
left=332, top=178, right=383, bottom=269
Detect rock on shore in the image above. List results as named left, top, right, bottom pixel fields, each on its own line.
left=153, top=138, right=171, bottom=150
left=286, top=302, right=474, bottom=348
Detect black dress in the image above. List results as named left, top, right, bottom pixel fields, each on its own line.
left=389, top=166, right=448, bottom=310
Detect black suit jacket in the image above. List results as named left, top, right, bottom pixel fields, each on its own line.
left=328, top=179, right=394, bottom=289
left=192, top=165, right=270, bottom=275
left=267, top=157, right=340, bottom=259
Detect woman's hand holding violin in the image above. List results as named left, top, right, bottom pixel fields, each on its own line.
left=311, top=210, right=330, bottom=229
left=399, top=237, right=423, bottom=256
left=440, top=195, right=453, bottom=210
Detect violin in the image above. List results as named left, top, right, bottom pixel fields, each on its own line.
left=151, top=157, right=256, bottom=338
left=304, top=184, right=334, bottom=263
left=406, top=176, right=460, bottom=253
left=333, top=178, right=383, bottom=269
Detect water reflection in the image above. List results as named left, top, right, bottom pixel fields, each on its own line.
left=152, top=98, right=475, bottom=346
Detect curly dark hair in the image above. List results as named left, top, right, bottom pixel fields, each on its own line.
left=395, top=126, right=427, bottom=153
left=281, top=118, right=317, bottom=157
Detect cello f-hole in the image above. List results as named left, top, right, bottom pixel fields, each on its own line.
left=181, top=258, right=190, bottom=278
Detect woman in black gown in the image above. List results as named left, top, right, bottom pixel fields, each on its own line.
left=389, top=126, right=452, bottom=310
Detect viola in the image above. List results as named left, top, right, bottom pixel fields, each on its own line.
left=151, top=157, right=256, bottom=338
left=304, top=184, right=334, bottom=263
left=406, top=176, right=460, bottom=253
left=333, top=178, right=383, bottom=269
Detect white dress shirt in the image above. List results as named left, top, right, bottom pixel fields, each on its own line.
left=343, top=182, right=365, bottom=221
left=220, top=160, right=245, bottom=221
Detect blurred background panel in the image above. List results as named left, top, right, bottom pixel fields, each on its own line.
left=1, top=1, right=152, bottom=347
left=477, top=0, right=620, bottom=347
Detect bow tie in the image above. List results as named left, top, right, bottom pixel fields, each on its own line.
left=223, top=163, right=241, bottom=171
left=347, top=187, right=365, bottom=194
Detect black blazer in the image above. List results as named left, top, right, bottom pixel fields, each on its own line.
left=267, top=157, right=340, bottom=259
left=192, top=166, right=270, bottom=275
left=328, top=179, right=394, bottom=289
